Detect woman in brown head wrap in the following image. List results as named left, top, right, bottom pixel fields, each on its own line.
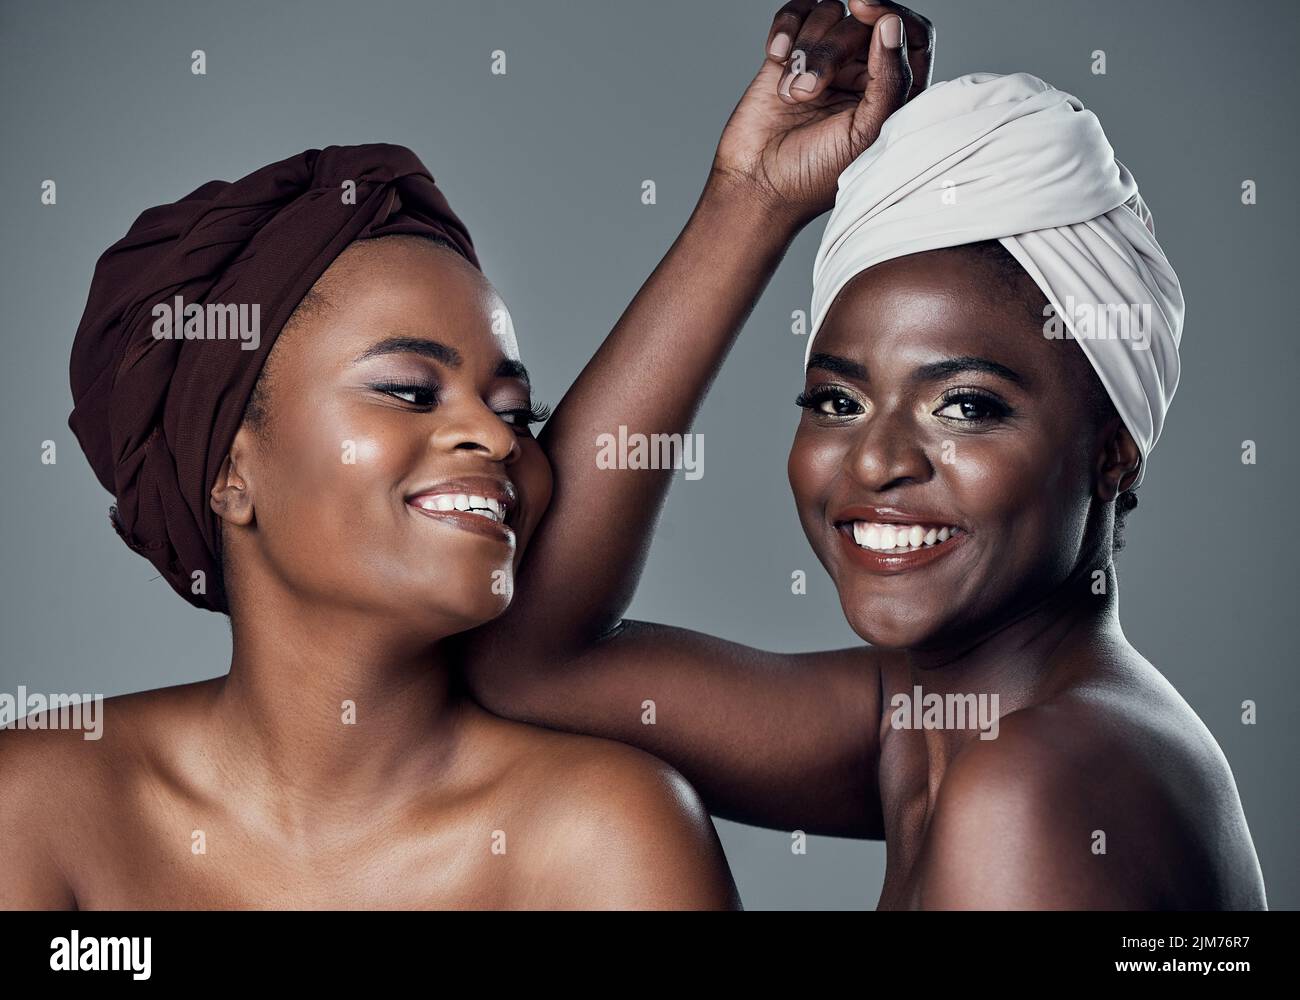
left=3, top=142, right=742, bottom=909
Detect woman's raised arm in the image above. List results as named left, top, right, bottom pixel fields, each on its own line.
left=458, top=1, right=934, bottom=837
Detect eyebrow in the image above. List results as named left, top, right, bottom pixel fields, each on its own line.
left=494, top=358, right=531, bottom=388
left=354, top=336, right=462, bottom=367
left=352, top=336, right=531, bottom=386
left=806, top=352, right=869, bottom=381
left=805, top=352, right=1026, bottom=387
left=913, top=355, right=1027, bottom=387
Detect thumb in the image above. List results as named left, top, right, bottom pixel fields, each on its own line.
left=850, top=13, right=911, bottom=156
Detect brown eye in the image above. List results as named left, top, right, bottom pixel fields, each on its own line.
left=934, top=390, right=1011, bottom=423
left=796, top=387, right=864, bottom=418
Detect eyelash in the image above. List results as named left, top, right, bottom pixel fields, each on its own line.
left=503, top=401, right=553, bottom=428
left=370, top=382, right=552, bottom=429
left=934, top=388, right=1012, bottom=424
left=794, top=385, right=1013, bottom=424
left=795, top=385, right=862, bottom=418
left=373, top=381, right=438, bottom=407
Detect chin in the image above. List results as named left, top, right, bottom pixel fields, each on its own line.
left=430, top=585, right=514, bottom=635
left=837, top=590, right=943, bottom=651
left=364, top=569, right=515, bottom=638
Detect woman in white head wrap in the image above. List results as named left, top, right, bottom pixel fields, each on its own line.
left=784, top=66, right=1262, bottom=908
left=459, top=1, right=1266, bottom=910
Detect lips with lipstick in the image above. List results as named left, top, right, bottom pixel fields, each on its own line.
left=406, top=477, right=519, bottom=542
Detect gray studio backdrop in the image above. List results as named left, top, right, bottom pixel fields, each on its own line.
left=2, top=0, right=1296, bottom=909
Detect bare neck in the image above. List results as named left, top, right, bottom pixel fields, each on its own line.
left=205, top=582, right=469, bottom=822
left=898, top=561, right=1131, bottom=763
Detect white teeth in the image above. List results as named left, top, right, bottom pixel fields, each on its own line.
left=848, top=521, right=962, bottom=552
left=414, top=492, right=509, bottom=523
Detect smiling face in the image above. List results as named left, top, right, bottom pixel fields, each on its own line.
left=788, top=244, right=1140, bottom=651
left=212, top=235, right=552, bottom=638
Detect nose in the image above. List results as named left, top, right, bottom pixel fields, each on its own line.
left=428, top=398, right=520, bottom=464
left=846, top=401, right=933, bottom=492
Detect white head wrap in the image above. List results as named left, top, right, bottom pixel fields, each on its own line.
left=808, top=72, right=1183, bottom=486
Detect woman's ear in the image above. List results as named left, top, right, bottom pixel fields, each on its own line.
left=1094, top=416, right=1142, bottom=502
left=210, top=426, right=257, bottom=527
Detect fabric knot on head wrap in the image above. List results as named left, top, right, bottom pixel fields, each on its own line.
left=809, top=72, right=1183, bottom=488
left=68, top=143, right=479, bottom=613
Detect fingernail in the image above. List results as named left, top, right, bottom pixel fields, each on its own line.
left=778, top=73, right=794, bottom=99
left=792, top=72, right=817, bottom=93
left=880, top=14, right=904, bottom=48
left=769, top=33, right=791, bottom=59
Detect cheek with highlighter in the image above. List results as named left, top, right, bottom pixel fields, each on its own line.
left=244, top=388, right=436, bottom=606
left=787, top=428, right=847, bottom=553
left=923, top=427, right=1094, bottom=626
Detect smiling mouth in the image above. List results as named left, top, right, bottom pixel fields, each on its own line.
left=411, top=493, right=508, bottom=524
left=845, top=521, right=965, bottom=554
left=833, top=519, right=969, bottom=574
left=406, top=482, right=517, bottom=543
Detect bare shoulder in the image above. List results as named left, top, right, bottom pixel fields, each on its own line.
left=916, top=660, right=1266, bottom=910
left=477, top=714, right=740, bottom=910
left=0, top=690, right=134, bottom=812
left=0, top=692, right=124, bottom=908
left=0, top=681, right=203, bottom=781
left=0, top=681, right=216, bottom=909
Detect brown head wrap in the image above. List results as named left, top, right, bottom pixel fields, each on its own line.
left=68, top=143, right=479, bottom=613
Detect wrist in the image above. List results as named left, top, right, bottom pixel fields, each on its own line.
left=699, top=166, right=807, bottom=246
